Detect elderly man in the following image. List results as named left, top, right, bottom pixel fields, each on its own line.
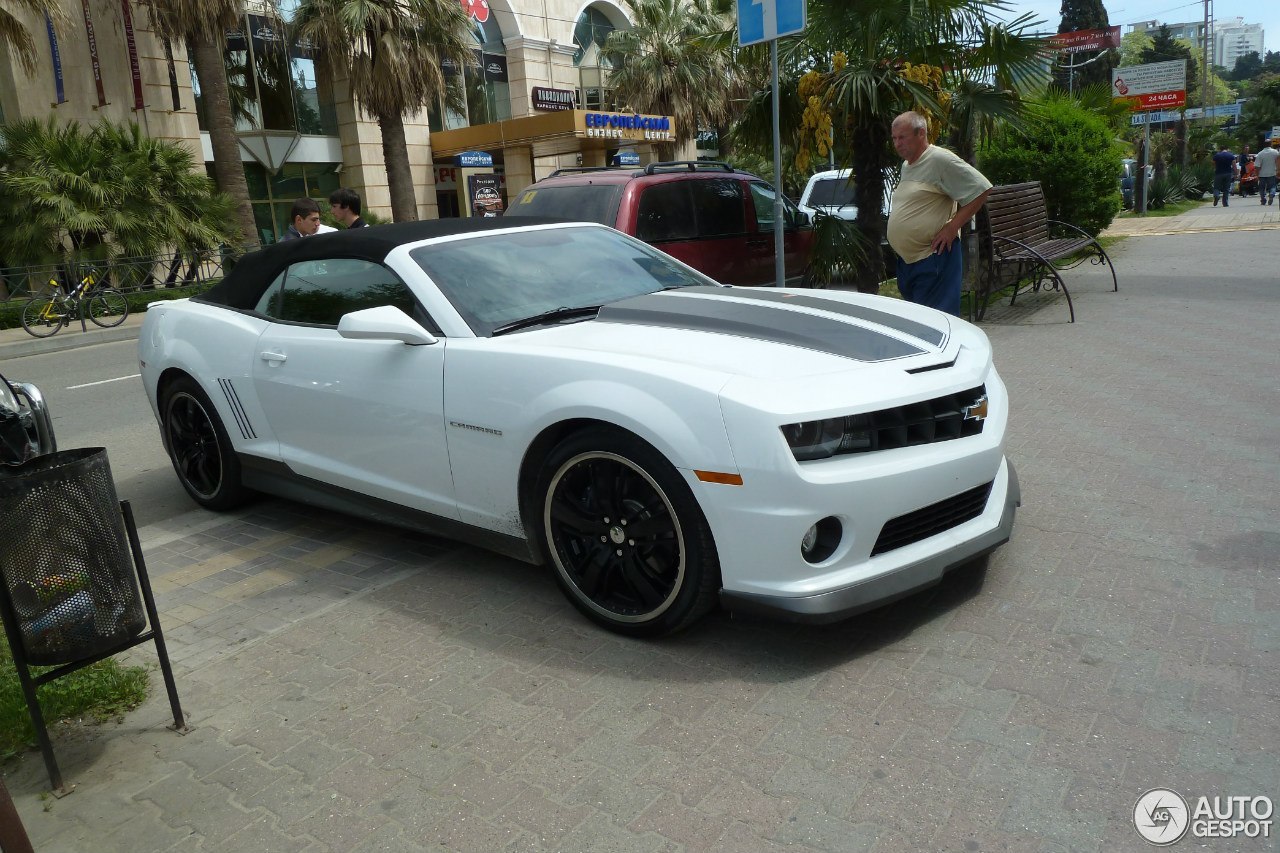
left=886, top=111, right=992, bottom=316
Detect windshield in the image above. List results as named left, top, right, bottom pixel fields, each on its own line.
left=505, top=183, right=624, bottom=225
left=410, top=225, right=716, bottom=336
left=808, top=177, right=856, bottom=207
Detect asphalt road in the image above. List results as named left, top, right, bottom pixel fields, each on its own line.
left=3, top=337, right=192, bottom=527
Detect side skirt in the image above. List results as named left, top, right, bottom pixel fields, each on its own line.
left=239, top=455, right=541, bottom=566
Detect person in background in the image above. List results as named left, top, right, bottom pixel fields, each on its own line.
left=280, top=198, right=321, bottom=241
left=1211, top=143, right=1237, bottom=207
left=1239, top=154, right=1259, bottom=197
left=886, top=111, right=992, bottom=317
left=1254, top=139, right=1279, bottom=206
left=329, top=187, right=367, bottom=229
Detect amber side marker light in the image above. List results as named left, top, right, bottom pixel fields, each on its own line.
left=695, top=470, right=744, bottom=486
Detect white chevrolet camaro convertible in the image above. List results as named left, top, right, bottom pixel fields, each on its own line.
left=139, top=219, right=1019, bottom=636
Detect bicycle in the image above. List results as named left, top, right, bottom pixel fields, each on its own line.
left=19, top=270, right=129, bottom=338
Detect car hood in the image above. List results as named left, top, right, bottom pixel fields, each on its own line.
left=498, top=286, right=958, bottom=381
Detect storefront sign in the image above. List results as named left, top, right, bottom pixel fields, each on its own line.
left=613, top=150, right=641, bottom=166
left=532, top=86, right=575, bottom=111
left=581, top=112, right=676, bottom=142
left=81, top=0, right=107, bottom=107
left=121, top=0, right=145, bottom=110
left=1113, top=60, right=1186, bottom=111
left=456, top=150, right=493, bottom=168
left=1049, top=26, right=1120, bottom=53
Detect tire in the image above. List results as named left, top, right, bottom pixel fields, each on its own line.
left=20, top=298, right=65, bottom=338
left=161, top=376, right=250, bottom=511
left=538, top=428, right=720, bottom=636
left=86, top=289, right=129, bottom=327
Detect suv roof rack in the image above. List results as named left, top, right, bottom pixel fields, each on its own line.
left=643, top=161, right=735, bottom=175
left=547, top=165, right=629, bottom=177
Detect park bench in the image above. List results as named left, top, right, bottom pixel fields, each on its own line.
left=972, top=181, right=1117, bottom=323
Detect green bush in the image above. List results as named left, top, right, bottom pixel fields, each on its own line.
left=979, top=96, right=1126, bottom=235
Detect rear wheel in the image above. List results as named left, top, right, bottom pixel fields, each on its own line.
left=87, top=289, right=129, bottom=327
left=20, top=298, right=65, bottom=338
left=161, top=376, right=250, bottom=510
left=538, top=428, right=720, bottom=636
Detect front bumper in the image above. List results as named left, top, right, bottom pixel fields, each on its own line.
left=719, top=459, right=1020, bottom=623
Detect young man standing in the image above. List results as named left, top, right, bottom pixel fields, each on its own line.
left=886, top=111, right=992, bottom=317
left=329, top=188, right=367, bottom=228
left=279, top=198, right=321, bottom=241
left=1254, top=139, right=1279, bottom=206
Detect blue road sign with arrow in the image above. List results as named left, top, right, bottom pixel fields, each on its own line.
left=738, top=0, right=806, bottom=47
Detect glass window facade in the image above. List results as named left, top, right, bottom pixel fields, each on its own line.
left=191, top=13, right=337, bottom=136
left=216, top=162, right=340, bottom=245
left=574, top=8, right=617, bottom=111
left=430, top=18, right=509, bottom=132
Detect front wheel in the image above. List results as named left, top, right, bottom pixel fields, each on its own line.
left=538, top=428, right=720, bottom=636
left=161, top=376, right=250, bottom=511
left=87, top=289, right=129, bottom=327
left=20, top=298, right=65, bottom=338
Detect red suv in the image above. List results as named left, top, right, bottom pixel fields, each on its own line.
left=505, top=161, right=814, bottom=287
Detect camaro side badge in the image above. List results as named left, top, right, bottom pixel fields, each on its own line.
left=963, top=395, right=989, bottom=422
left=449, top=421, right=503, bottom=437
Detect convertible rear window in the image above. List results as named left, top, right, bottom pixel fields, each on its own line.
left=410, top=225, right=714, bottom=336
left=505, top=184, right=624, bottom=226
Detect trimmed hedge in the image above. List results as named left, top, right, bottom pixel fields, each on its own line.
left=979, top=98, right=1126, bottom=236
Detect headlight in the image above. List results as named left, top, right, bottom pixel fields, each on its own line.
left=781, top=414, right=872, bottom=460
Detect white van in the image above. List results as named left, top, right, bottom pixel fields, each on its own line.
left=797, top=168, right=894, bottom=222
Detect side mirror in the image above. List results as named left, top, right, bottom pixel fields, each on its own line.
left=337, top=306, right=438, bottom=346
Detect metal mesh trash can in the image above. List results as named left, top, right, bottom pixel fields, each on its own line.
left=0, top=448, right=145, bottom=665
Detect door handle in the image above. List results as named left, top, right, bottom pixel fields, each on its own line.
left=259, top=351, right=287, bottom=364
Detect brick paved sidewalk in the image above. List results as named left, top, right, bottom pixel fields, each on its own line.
left=1103, top=197, right=1280, bottom=238
left=2, top=231, right=1277, bottom=853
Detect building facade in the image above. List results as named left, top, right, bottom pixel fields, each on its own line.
left=1130, top=17, right=1266, bottom=71
left=0, top=0, right=683, bottom=243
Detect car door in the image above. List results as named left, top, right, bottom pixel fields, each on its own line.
left=250, top=257, right=458, bottom=520
left=747, top=180, right=812, bottom=286
left=633, top=178, right=751, bottom=284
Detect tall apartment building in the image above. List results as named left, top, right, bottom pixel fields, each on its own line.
left=1129, top=17, right=1265, bottom=71
left=0, top=0, right=684, bottom=243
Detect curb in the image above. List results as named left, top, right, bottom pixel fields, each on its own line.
left=0, top=313, right=145, bottom=361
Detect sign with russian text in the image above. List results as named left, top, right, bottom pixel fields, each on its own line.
left=579, top=112, right=675, bottom=142
left=81, top=0, right=107, bottom=106
left=1049, top=26, right=1121, bottom=53
left=532, top=87, right=574, bottom=111
left=1113, top=60, right=1186, bottom=111
left=456, top=150, right=493, bottom=168
left=121, top=0, right=145, bottom=110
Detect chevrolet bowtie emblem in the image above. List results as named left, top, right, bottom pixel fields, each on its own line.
left=963, top=395, right=989, bottom=422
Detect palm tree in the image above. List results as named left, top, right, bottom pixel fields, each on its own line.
left=603, top=0, right=742, bottom=160
left=0, top=117, right=238, bottom=269
left=293, top=0, right=474, bottom=222
left=0, top=0, right=63, bottom=75
left=787, top=0, right=1047, bottom=293
left=144, top=0, right=260, bottom=251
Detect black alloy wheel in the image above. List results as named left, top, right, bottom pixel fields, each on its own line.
left=161, top=377, right=249, bottom=511
left=540, top=429, right=719, bottom=636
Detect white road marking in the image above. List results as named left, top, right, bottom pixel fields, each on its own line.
left=67, top=373, right=141, bottom=390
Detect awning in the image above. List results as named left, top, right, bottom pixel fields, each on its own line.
left=430, top=110, right=677, bottom=159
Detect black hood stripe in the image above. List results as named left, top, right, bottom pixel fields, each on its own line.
left=596, top=292, right=926, bottom=362
left=672, top=286, right=948, bottom=347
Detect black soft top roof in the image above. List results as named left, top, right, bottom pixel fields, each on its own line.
left=198, top=217, right=568, bottom=310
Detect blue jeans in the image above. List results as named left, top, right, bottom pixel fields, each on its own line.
left=897, top=243, right=963, bottom=317
left=1260, top=175, right=1277, bottom=200
left=1213, top=174, right=1233, bottom=203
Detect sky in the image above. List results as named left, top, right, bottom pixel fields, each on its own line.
left=1001, top=0, right=1276, bottom=59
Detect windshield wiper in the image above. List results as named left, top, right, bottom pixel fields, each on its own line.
left=490, top=305, right=602, bottom=336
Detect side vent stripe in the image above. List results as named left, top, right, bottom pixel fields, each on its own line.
left=218, top=378, right=256, bottom=440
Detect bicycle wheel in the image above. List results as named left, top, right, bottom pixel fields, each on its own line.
left=19, top=297, right=66, bottom=338
left=86, top=288, right=129, bottom=328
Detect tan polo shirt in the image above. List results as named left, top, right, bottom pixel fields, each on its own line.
left=887, top=145, right=992, bottom=264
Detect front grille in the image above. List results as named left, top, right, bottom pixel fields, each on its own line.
left=855, top=385, right=987, bottom=454
left=871, top=481, right=994, bottom=556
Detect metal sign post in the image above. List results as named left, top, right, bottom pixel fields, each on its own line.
left=739, top=0, right=806, bottom=287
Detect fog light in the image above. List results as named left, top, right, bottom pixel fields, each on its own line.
left=800, top=516, right=842, bottom=564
